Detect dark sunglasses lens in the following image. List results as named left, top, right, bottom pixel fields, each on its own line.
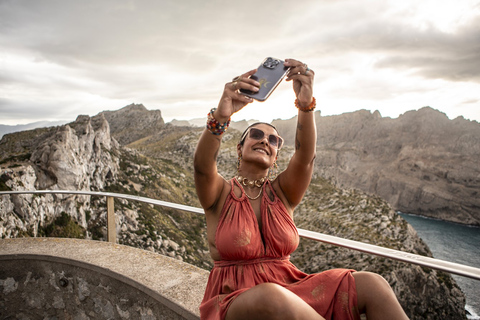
left=249, top=127, right=282, bottom=148
left=268, top=135, right=279, bottom=147
left=249, top=128, right=264, bottom=140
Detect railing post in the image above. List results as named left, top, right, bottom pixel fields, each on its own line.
left=106, top=196, right=116, bottom=243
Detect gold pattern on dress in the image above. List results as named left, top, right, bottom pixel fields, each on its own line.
left=338, top=291, right=349, bottom=312
left=234, top=229, right=252, bottom=247
left=311, top=284, right=326, bottom=301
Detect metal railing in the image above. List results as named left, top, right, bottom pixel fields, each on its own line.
left=1, top=190, right=479, bottom=281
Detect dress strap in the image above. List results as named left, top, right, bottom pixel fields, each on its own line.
left=229, top=178, right=247, bottom=201
left=262, top=179, right=280, bottom=204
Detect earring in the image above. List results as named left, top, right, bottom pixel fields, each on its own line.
left=237, top=154, right=242, bottom=175
left=268, top=160, right=278, bottom=180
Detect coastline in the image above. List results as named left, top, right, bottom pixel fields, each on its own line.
left=399, top=212, right=480, bottom=319
left=398, top=211, right=480, bottom=229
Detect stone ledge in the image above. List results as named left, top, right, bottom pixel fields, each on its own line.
left=0, top=238, right=209, bottom=319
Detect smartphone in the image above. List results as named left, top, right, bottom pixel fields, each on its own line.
left=240, top=57, right=290, bottom=101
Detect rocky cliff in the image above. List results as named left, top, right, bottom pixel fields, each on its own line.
left=0, top=104, right=469, bottom=319
left=0, top=111, right=210, bottom=268
left=101, top=103, right=165, bottom=145
left=309, top=107, right=480, bottom=226
left=0, top=114, right=119, bottom=237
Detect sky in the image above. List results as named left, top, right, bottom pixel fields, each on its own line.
left=1, top=0, right=480, bottom=126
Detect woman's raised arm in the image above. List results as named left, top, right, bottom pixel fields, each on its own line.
left=194, top=69, right=260, bottom=211
left=277, top=59, right=317, bottom=209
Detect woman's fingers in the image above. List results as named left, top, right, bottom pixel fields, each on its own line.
left=285, top=59, right=314, bottom=81
left=229, top=69, right=260, bottom=93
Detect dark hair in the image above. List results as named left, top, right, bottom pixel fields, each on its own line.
left=239, top=122, right=279, bottom=146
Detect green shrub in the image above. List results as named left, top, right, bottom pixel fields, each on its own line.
left=41, top=212, right=86, bottom=239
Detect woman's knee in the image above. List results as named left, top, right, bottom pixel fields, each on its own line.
left=353, top=271, right=391, bottom=292
left=352, top=272, right=408, bottom=319
left=227, top=283, right=305, bottom=320
left=245, top=283, right=295, bottom=315
left=353, top=271, right=397, bottom=310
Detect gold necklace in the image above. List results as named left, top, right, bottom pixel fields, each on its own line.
left=235, top=175, right=267, bottom=188
left=235, top=176, right=266, bottom=200
left=245, top=187, right=263, bottom=200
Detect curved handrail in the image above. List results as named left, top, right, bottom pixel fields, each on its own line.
left=1, top=190, right=479, bottom=281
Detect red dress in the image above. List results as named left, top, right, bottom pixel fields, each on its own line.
left=200, top=179, right=360, bottom=320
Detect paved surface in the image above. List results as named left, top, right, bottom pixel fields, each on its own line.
left=0, top=238, right=210, bottom=319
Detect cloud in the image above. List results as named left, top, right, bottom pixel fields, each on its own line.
left=372, top=22, right=480, bottom=82
left=296, top=1, right=480, bottom=83
left=1, top=0, right=480, bottom=125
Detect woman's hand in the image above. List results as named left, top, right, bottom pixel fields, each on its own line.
left=215, top=69, right=260, bottom=122
left=284, top=59, right=315, bottom=108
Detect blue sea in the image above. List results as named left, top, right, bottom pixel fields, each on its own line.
left=399, top=213, right=480, bottom=320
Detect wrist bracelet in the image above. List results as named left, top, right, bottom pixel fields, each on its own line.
left=206, top=108, right=231, bottom=135
left=295, top=97, right=316, bottom=112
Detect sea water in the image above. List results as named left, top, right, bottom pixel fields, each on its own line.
left=399, top=213, right=480, bottom=320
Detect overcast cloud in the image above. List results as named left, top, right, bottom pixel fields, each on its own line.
left=1, top=0, right=479, bottom=125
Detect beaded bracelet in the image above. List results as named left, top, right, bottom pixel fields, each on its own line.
left=295, top=97, right=316, bottom=112
left=206, top=108, right=231, bottom=135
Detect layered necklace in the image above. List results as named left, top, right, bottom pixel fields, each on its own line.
left=235, top=175, right=267, bottom=200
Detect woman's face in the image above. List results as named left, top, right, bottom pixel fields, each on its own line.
left=238, top=124, right=281, bottom=168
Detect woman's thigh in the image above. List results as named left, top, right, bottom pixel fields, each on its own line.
left=225, top=283, right=325, bottom=320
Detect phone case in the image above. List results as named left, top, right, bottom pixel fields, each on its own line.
left=240, top=57, right=290, bottom=101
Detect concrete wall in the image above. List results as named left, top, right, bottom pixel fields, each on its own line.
left=0, top=238, right=210, bottom=320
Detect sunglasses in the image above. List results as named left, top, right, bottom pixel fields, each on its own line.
left=244, top=127, right=284, bottom=149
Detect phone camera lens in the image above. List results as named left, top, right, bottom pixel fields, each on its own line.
left=263, top=58, right=280, bottom=69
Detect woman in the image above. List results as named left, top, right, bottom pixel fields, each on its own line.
left=194, top=59, right=408, bottom=320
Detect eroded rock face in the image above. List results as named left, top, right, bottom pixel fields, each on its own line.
left=312, top=107, right=480, bottom=225
left=31, top=114, right=117, bottom=191
left=100, top=103, right=165, bottom=146
left=1, top=114, right=119, bottom=234
left=0, top=106, right=207, bottom=266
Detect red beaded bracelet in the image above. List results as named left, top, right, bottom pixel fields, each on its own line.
left=295, top=97, right=316, bottom=112
left=206, top=108, right=231, bottom=135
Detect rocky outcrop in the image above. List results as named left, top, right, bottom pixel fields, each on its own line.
left=101, top=103, right=164, bottom=145
left=31, top=114, right=118, bottom=191
left=0, top=114, right=119, bottom=237
left=0, top=111, right=209, bottom=268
